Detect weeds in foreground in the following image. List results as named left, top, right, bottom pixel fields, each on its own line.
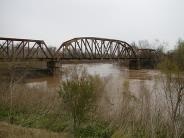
left=0, top=60, right=184, bottom=138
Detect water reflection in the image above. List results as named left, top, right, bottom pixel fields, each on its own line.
left=26, top=76, right=61, bottom=91
left=25, top=63, right=159, bottom=91
left=26, top=64, right=158, bottom=97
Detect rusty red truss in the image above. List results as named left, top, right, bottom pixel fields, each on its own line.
left=0, top=37, right=158, bottom=62
left=55, top=37, right=137, bottom=60
left=0, top=37, right=53, bottom=61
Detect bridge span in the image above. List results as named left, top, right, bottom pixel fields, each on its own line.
left=0, top=37, right=157, bottom=74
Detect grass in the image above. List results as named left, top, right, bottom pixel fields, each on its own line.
left=0, top=121, right=70, bottom=138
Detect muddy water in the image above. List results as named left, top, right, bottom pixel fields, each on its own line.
left=25, top=63, right=162, bottom=116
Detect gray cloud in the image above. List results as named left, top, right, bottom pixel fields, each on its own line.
left=0, top=0, right=184, bottom=50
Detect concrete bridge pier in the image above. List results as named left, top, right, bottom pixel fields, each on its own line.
left=129, top=59, right=156, bottom=70
left=47, top=61, right=60, bottom=75
left=129, top=59, right=140, bottom=70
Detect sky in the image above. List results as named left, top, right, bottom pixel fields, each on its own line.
left=0, top=0, right=184, bottom=50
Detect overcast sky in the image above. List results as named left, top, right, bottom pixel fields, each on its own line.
left=0, top=0, right=184, bottom=50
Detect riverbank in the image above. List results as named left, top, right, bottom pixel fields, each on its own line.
left=0, top=62, right=183, bottom=137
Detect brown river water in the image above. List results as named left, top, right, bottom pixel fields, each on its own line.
left=25, top=63, right=164, bottom=117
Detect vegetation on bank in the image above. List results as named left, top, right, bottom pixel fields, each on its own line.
left=0, top=40, right=183, bottom=138
left=157, top=40, right=184, bottom=138
left=0, top=65, right=112, bottom=138
left=0, top=121, right=69, bottom=138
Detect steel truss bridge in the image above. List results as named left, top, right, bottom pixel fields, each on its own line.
left=0, top=37, right=157, bottom=61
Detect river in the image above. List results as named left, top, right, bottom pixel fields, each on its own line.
left=25, top=63, right=163, bottom=117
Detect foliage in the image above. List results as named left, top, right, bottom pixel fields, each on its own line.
left=58, top=66, right=105, bottom=137
left=158, top=40, right=184, bottom=137
left=77, top=121, right=113, bottom=138
left=174, top=40, right=184, bottom=71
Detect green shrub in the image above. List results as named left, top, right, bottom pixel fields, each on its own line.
left=77, top=121, right=113, bottom=138
left=59, top=66, right=105, bottom=137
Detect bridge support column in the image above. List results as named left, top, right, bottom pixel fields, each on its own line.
left=139, top=59, right=155, bottom=69
left=47, top=61, right=60, bottom=75
left=129, top=59, right=140, bottom=70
